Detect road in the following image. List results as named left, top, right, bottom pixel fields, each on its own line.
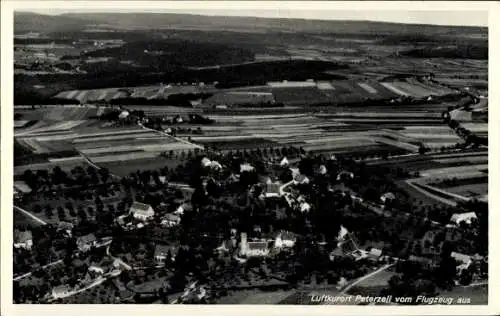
left=46, top=269, right=122, bottom=302
left=13, top=259, right=64, bottom=281
left=140, top=124, right=204, bottom=150
left=14, top=205, right=47, bottom=226
left=339, top=263, right=394, bottom=295
left=106, top=245, right=133, bottom=271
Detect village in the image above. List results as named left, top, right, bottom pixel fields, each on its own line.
left=13, top=141, right=488, bottom=304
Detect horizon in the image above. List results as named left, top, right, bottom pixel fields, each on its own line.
left=19, top=9, right=488, bottom=28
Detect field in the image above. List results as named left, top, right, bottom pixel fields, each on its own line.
left=54, top=84, right=217, bottom=103
left=14, top=106, right=198, bottom=170
left=196, top=100, right=460, bottom=157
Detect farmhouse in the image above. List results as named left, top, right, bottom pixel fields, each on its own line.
left=77, top=233, right=97, bottom=252
left=239, top=233, right=270, bottom=257
left=450, top=212, right=477, bottom=226
left=14, top=230, right=33, bottom=250
left=129, top=202, right=155, bottom=221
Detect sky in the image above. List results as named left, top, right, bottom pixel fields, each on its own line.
left=22, top=2, right=489, bottom=27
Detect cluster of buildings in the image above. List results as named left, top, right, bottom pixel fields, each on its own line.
left=116, top=201, right=181, bottom=230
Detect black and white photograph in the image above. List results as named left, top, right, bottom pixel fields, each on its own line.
left=1, top=1, right=496, bottom=312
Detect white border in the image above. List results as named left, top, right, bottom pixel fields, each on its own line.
left=1, top=1, right=499, bottom=316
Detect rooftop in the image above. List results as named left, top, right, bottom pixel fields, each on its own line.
left=130, top=201, right=153, bottom=212
left=78, top=233, right=96, bottom=243
left=15, top=230, right=32, bottom=243
left=247, top=241, right=269, bottom=251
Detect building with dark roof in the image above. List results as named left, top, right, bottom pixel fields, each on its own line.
left=77, top=233, right=97, bottom=252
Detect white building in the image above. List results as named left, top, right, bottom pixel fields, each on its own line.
left=293, top=174, right=310, bottom=185
left=450, top=212, right=478, bottom=225
left=451, top=252, right=473, bottom=273
left=129, top=202, right=155, bottom=221
left=14, top=230, right=33, bottom=250
left=88, top=265, right=105, bottom=275
left=318, top=165, right=328, bottom=175
left=280, top=157, right=289, bottom=167
left=274, top=231, right=296, bottom=249
left=239, top=233, right=269, bottom=257
left=240, top=163, right=255, bottom=173
left=299, top=202, right=311, bottom=213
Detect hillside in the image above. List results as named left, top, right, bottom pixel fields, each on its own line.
left=15, top=12, right=487, bottom=39
left=14, top=12, right=91, bottom=33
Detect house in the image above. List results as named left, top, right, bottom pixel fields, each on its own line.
left=14, top=230, right=33, bottom=250
left=293, top=174, right=310, bottom=185
left=174, top=203, right=192, bottom=215
left=337, top=226, right=349, bottom=242
left=318, top=165, right=328, bottom=175
left=77, top=233, right=97, bottom=252
left=239, top=233, right=270, bottom=257
left=201, top=157, right=222, bottom=170
left=451, top=252, right=472, bottom=272
left=240, top=163, right=255, bottom=173
left=14, top=181, right=32, bottom=195
left=201, top=157, right=212, bottom=167
left=368, top=247, right=383, bottom=258
left=51, top=285, right=72, bottom=299
left=118, top=110, right=130, bottom=119
left=161, top=213, right=181, bottom=227
left=274, top=231, right=296, bottom=249
left=336, top=171, right=354, bottom=181
left=57, top=221, right=74, bottom=237
left=88, top=265, right=105, bottom=275
left=450, top=212, right=477, bottom=225
left=280, top=157, right=289, bottom=167
left=380, top=192, right=396, bottom=204
left=264, top=179, right=281, bottom=198
left=129, top=202, right=155, bottom=221
left=154, top=244, right=178, bottom=264
left=299, top=202, right=311, bottom=213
